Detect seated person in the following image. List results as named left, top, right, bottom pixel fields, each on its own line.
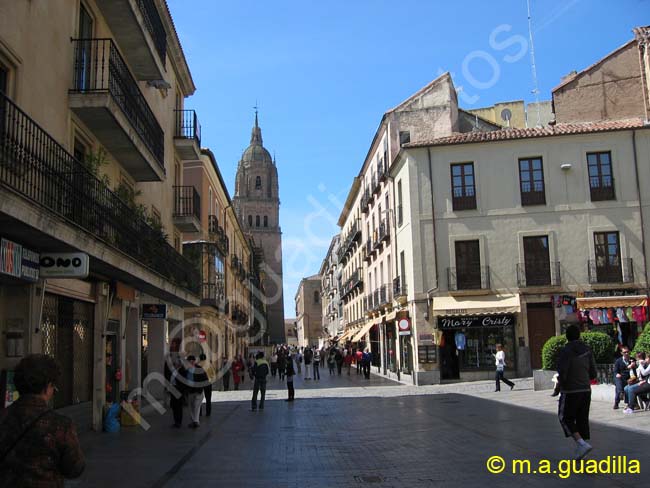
left=625, top=352, right=650, bottom=414
left=623, top=352, right=647, bottom=413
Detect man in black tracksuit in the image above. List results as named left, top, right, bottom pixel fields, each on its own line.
left=251, top=351, right=270, bottom=411
left=557, top=325, right=597, bottom=460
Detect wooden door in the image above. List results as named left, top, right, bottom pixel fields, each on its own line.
left=527, top=303, right=555, bottom=370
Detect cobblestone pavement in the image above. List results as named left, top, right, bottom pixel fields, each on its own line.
left=70, top=370, right=648, bottom=488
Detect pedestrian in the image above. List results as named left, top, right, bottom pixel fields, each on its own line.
left=362, top=349, right=371, bottom=379
left=0, top=354, right=85, bottom=486
left=237, top=355, right=246, bottom=385
left=286, top=355, right=296, bottom=402
left=557, top=325, right=598, bottom=460
left=303, top=346, right=313, bottom=380
left=164, top=347, right=186, bottom=428
left=327, top=349, right=336, bottom=375
left=232, top=357, right=243, bottom=391
left=356, top=348, right=363, bottom=374
left=278, top=352, right=287, bottom=381
left=184, top=355, right=208, bottom=428
left=221, top=356, right=231, bottom=391
left=313, top=347, right=321, bottom=380
left=199, top=353, right=216, bottom=417
left=296, top=350, right=303, bottom=374
left=613, top=346, right=633, bottom=409
left=251, top=351, right=270, bottom=411
left=493, top=344, right=515, bottom=392
left=320, top=347, right=326, bottom=369
left=344, top=349, right=353, bottom=375
left=247, top=354, right=255, bottom=381
left=270, top=351, right=278, bottom=378
left=335, top=348, right=344, bottom=375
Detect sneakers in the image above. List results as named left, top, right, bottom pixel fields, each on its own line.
left=623, top=407, right=634, bottom=414
left=574, top=443, right=592, bottom=460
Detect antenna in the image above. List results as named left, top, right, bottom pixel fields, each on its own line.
left=527, top=0, right=542, bottom=127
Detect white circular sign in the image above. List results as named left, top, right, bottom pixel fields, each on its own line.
left=398, top=318, right=409, bottom=331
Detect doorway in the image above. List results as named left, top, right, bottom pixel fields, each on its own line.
left=440, top=330, right=460, bottom=380
left=527, top=303, right=555, bottom=370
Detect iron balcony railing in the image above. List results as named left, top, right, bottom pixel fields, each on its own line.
left=208, top=215, right=228, bottom=255
left=341, top=269, right=362, bottom=299
left=393, top=276, right=407, bottom=298
left=174, top=109, right=201, bottom=146
left=137, top=0, right=168, bottom=64
left=589, top=178, right=616, bottom=202
left=0, top=92, right=199, bottom=294
left=516, top=261, right=561, bottom=287
left=378, top=157, right=388, bottom=182
left=371, top=172, right=379, bottom=196
left=448, top=266, right=491, bottom=291
left=70, top=38, right=164, bottom=168
left=363, top=239, right=373, bottom=262
left=373, top=289, right=380, bottom=310
left=587, top=258, right=633, bottom=284
left=201, top=282, right=227, bottom=312
left=378, top=284, right=391, bottom=307
left=452, top=193, right=477, bottom=211
left=173, top=186, right=201, bottom=221
left=361, top=187, right=371, bottom=213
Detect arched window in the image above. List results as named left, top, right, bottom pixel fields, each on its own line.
left=256, top=215, right=260, bottom=227
left=313, top=291, right=319, bottom=303
left=248, top=215, right=252, bottom=226
left=255, top=176, right=261, bottom=189
left=263, top=216, right=268, bottom=227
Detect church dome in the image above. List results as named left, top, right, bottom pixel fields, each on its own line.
left=239, top=112, right=273, bottom=167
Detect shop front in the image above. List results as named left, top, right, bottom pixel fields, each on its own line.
left=432, top=295, right=520, bottom=382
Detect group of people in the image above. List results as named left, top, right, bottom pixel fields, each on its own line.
left=613, top=346, right=650, bottom=414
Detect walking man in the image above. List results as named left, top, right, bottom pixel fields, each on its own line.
left=303, top=347, right=313, bottom=380
left=199, top=353, right=216, bottom=416
left=557, top=325, right=598, bottom=460
left=251, top=351, right=270, bottom=411
left=221, top=356, right=231, bottom=391
left=494, top=344, right=515, bottom=392
left=184, top=356, right=208, bottom=428
left=286, top=354, right=296, bottom=402
left=313, top=347, right=321, bottom=380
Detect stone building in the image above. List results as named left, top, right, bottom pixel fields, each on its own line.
left=319, top=235, right=343, bottom=339
left=295, top=275, right=323, bottom=347
left=233, top=113, right=285, bottom=344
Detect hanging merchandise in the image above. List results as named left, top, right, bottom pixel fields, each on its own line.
left=598, top=309, right=608, bottom=324
left=633, top=307, right=644, bottom=323
left=617, top=324, right=623, bottom=345
left=616, top=308, right=628, bottom=323
left=455, top=331, right=466, bottom=351
left=607, top=308, right=615, bottom=323
left=589, top=309, right=601, bottom=325
left=626, top=307, right=634, bottom=321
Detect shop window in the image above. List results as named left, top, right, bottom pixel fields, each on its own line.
left=588, top=151, right=615, bottom=201
left=451, top=162, right=476, bottom=210
left=418, top=345, right=437, bottom=363
left=519, top=157, right=546, bottom=206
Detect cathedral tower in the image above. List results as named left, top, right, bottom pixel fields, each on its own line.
left=233, top=113, right=285, bottom=344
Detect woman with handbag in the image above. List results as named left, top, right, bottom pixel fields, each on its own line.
left=0, top=354, right=85, bottom=486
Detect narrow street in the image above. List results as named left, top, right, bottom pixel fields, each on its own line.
left=72, top=371, right=643, bottom=488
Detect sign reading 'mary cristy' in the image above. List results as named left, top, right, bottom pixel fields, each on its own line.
left=438, top=314, right=515, bottom=329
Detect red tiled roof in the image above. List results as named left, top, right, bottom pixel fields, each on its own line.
left=403, top=118, right=649, bottom=149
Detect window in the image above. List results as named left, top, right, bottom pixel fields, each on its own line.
left=453, top=240, right=482, bottom=290
left=255, top=176, right=262, bottom=189
left=0, top=64, right=8, bottom=94
left=248, top=215, right=253, bottom=227
left=522, top=236, right=551, bottom=286
left=73, top=138, right=88, bottom=163
left=263, top=216, right=268, bottom=227
left=151, top=206, right=161, bottom=226
left=397, top=180, right=403, bottom=226
left=399, top=131, right=411, bottom=145
left=314, top=291, right=319, bottom=304
left=519, top=157, right=545, bottom=206
left=588, top=151, right=615, bottom=201
left=593, top=231, right=622, bottom=282
left=451, top=163, right=476, bottom=210
left=74, top=4, right=94, bottom=91
left=256, top=215, right=260, bottom=227
left=418, top=345, right=437, bottom=363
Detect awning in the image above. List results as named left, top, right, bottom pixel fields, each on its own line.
left=385, top=310, right=397, bottom=322
left=337, top=329, right=352, bottom=342
left=576, top=295, right=648, bottom=310
left=432, top=294, right=521, bottom=316
left=351, top=321, right=375, bottom=342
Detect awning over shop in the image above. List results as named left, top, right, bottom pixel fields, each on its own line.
left=576, top=295, right=648, bottom=310
left=432, top=294, right=521, bottom=316
left=337, top=330, right=352, bottom=342
left=351, top=321, right=375, bottom=342
left=385, top=310, right=397, bottom=322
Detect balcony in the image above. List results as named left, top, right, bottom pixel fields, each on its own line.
left=0, top=92, right=199, bottom=294
left=361, top=188, right=371, bottom=213
left=174, top=110, right=201, bottom=160
left=516, top=261, right=561, bottom=288
left=378, top=157, right=388, bottom=182
left=370, top=173, right=379, bottom=198
left=201, top=282, right=227, bottom=312
left=208, top=215, right=228, bottom=256
left=448, top=266, right=490, bottom=291
left=587, top=258, right=633, bottom=284
left=173, top=186, right=201, bottom=232
left=589, top=180, right=616, bottom=202
left=69, top=38, right=165, bottom=182
left=393, top=276, right=407, bottom=303
left=363, top=239, right=373, bottom=263
left=452, top=194, right=477, bottom=211
left=378, top=284, right=392, bottom=308
left=94, top=0, right=167, bottom=80
left=379, top=220, right=390, bottom=244
left=341, top=270, right=362, bottom=300
left=521, top=190, right=546, bottom=206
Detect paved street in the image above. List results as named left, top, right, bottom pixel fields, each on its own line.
left=69, top=370, right=649, bottom=488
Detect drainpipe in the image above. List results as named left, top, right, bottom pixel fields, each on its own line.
left=631, top=130, right=650, bottom=307
left=426, top=147, right=440, bottom=382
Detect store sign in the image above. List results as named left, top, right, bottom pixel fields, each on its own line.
left=142, top=304, right=167, bottom=319
left=398, top=318, right=411, bottom=336
left=438, top=314, right=515, bottom=329
left=0, top=238, right=39, bottom=282
left=40, top=253, right=89, bottom=278
left=583, top=290, right=640, bottom=298
left=0, top=239, right=22, bottom=278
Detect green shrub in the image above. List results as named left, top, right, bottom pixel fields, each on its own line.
left=541, top=335, right=567, bottom=370
left=581, top=331, right=615, bottom=364
left=632, top=323, right=650, bottom=356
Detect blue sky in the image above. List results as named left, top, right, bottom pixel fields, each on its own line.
left=167, top=0, right=647, bottom=318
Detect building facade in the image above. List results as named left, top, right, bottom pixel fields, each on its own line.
left=0, top=0, right=201, bottom=428
left=294, top=275, right=322, bottom=347
left=319, top=235, right=343, bottom=339
left=233, top=114, right=285, bottom=344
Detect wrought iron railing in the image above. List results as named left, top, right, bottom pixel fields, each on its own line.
left=173, top=186, right=201, bottom=221
left=447, top=266, right=490, bottom=291
left=516, top=261, right=561, bottom=287
left=587, top=258, right=633, bottom=284
left=595, top=363, right=615, bottom=385
left=174, top=109, right=201, bottom=146
left=136, top=0, right=168, bottom=64
left=0, top=92, right=199, bottom=293
left=70, top=38, right=164, bottom=168
left=589, top=178, right=615, bottom=202
left=361, top=187, right=371, bottom=212
left=393, top=276, right=407, bottom=298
